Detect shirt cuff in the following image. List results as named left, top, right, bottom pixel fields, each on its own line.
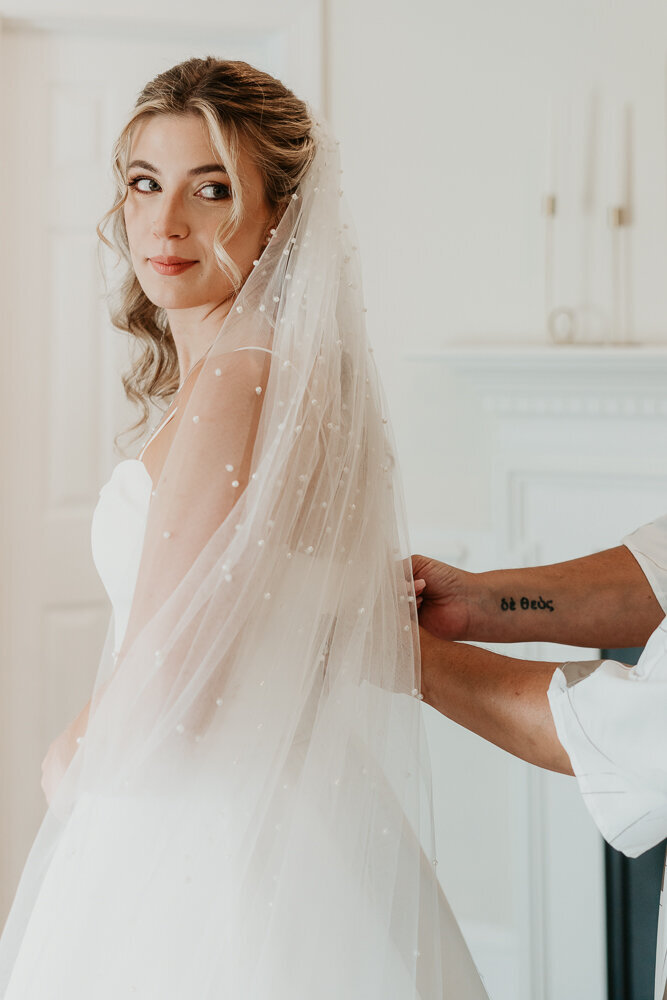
left=623, top=517, right=667, bottom=614
left=547, top=658, right=667, bottom=858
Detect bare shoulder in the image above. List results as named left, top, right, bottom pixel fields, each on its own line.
left=213, top=348, right=272, bottom=392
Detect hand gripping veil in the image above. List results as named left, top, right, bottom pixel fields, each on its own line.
left=0, top=120, right=487, bottom=999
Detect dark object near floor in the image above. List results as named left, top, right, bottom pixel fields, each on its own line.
left=603, top=646, right=665, bottom=1000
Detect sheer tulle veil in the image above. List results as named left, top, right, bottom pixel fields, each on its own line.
left=0, top=107, right=487, bottom=998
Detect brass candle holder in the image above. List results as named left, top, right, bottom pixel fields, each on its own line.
left=543, top=193, right=558, bottom=339
left=607, top=204, right=632, bottom=345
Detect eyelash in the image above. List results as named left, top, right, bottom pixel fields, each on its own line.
left=126, top=176, right=231, bottom=201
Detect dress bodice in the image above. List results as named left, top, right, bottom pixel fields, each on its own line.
left=89, top=348, right=273, bottom=654
left=91, top=459, right=153, bottom=653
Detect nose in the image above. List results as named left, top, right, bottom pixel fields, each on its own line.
left=151, top=193, right=189, bottom=241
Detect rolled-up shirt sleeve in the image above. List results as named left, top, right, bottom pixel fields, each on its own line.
left=547, top=620, right=667, bottom=858
left=623, top=514, right=667, bottom=614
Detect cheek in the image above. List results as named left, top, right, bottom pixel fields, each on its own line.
left=226, top=215, right=267, bottom=263
left=123, top=203, right=141, bottom=252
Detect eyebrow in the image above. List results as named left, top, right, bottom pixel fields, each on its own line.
left=127, top=159, right=229, bottom=176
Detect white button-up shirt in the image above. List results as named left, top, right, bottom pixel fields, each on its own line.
left=547, top=516, right=667, bottom=1000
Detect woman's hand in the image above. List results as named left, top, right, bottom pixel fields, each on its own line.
left=40, top=700, right=90, bottom=807
left=411, top=554, right=475, bottom=641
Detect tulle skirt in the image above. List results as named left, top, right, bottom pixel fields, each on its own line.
left=1, top=730, right=487, bottom=999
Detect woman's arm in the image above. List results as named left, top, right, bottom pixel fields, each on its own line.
left=418, top=627, right=574, bottom=775
left=413, top=545, right=663, bottom=648
left=41, top=697, right=92, bottom=804
left=118, top=348, right=269, bottom=660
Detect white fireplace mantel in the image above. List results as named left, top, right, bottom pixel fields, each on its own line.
left=407, top=343, right=667, bottom=418
left=407, top=341, right=667, bottom=556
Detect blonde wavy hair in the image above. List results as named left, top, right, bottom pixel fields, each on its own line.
left=97, top=57, right=316, bottom=444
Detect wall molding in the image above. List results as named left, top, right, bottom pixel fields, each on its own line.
left=408, top=344, right=667, bottom=417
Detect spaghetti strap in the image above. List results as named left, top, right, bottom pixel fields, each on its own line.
left=139, top=349, right=271, bottom=460
left=138, top=407, right=179, bottom=461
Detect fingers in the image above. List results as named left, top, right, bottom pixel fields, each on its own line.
left=414, top=580, right=426, bottom=609
left=411, top=553, right=427, bottom=577
left=411, top=553, right=440, bottom=589
left=414, top=577, right=426, bottom=608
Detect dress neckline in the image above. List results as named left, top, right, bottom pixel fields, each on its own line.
left=114, top=457, right=154, bottom=494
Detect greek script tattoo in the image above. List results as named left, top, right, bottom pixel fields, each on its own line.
left=500, top=596, right=554, bottom=613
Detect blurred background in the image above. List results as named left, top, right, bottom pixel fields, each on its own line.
left=2, top=2, right=667, bottom=997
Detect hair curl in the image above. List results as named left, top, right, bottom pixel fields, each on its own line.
left=97, top=57, right=316, bottom=446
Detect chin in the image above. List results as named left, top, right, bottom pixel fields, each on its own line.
left=137, top=277, right=200, bottom=310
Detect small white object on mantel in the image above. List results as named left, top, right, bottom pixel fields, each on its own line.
left=406, top=343, right=667, bottom=419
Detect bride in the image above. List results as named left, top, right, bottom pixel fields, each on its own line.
left=0, top=57, right=488, bottom=999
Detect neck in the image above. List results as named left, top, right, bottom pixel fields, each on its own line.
left=165, top=295, right=236, bottom=378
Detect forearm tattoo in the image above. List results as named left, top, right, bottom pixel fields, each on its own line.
left=500, top=596, right=554, bottom=613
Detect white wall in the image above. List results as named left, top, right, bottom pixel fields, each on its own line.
left=327, top=0, right=667, bottom=536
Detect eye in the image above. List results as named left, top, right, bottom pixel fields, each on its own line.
left=198, top=182, right=231, bottom=201
left=127, top=176, right=160, bottom=193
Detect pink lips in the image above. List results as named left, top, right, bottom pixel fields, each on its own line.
left=149, top=256, right=198, bottom=276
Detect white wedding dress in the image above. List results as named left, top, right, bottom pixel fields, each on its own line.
left=0, top=113, right=492, bottom=997
left=0, top=446, right=489, bottom=999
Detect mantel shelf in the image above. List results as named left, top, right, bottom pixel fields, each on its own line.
left=406, top=342, right=667, bottom=418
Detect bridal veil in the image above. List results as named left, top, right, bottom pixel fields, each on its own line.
left=0, top=75, right=487, bottom=999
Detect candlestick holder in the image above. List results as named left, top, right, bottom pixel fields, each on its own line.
left=542, top=193, right=557, bottom=338
left=607, top=204, right=633, bottom=345
left=541, top=94, right=636, bottom=348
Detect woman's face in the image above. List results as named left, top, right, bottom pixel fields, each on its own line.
left=123, top=113, right=273, bottom=315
